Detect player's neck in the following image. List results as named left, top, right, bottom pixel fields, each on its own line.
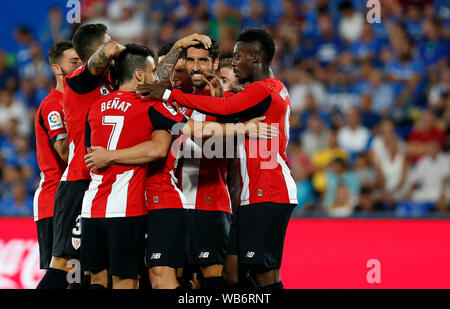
left=194, top=85, right=208, bottom=94
left=55, top=76, right=64, bottom=93
left=119, top=81, right=138, bottom=92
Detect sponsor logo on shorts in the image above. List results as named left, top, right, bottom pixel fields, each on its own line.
left=72, top=237, right=81, bottom=250
left=150, top=253, right=161, bottom=260
left=245, top=251, right=255, bottom=258
left=198, top=252, right=209, bottom=259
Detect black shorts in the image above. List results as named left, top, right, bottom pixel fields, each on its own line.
left=145, top=208, right=188, bottom=269
left=186, top=210, right=231, bottom=267
left=52, top=180, right=89, bottom=258
left=235, top=202, right=295, bottom=272
left=80, top=215, right=147, bottom=278
left=226, top=212, right=238, bottom=256
left=36, top=217, right=53, bottom=269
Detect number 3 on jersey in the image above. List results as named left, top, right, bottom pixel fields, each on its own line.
left=102, top=115, right=124, bottom=150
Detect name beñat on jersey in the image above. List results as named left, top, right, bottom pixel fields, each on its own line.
left=101, top=97, right=132, bottom=113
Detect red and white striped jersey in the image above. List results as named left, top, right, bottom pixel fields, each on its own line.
left=167, top=78, right=298, bottom=206
left=61, top=63, right=114, bottom=182
left=81, top=91, right=186, bottom=218
left=145, top=135, right=190, bottom=210
left=176, top=90, right=232, bottom=213
left=33, top=89, right=67, bottom=221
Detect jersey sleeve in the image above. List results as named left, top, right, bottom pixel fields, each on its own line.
left=65, top=63, right=99, bottom=94
left=148, top=102, right=188, bottom=135
left=168, top=81, right=272, bottom=119
left=40, top=98, right=67, bottom=145
left=85, top=113, right=92, bottom=149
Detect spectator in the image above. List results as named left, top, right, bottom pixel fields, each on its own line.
left=292, top=162, right=316, bottom=215
left=418, top=18, right=448, bottom=68
left=354, top=153, right=378, bottom=192
left=0, top=90, right=30, bottom=137
left=13, top=26, right=34, bottom=78
left=337, top=108, right=371, bottom=158
left=359, top=69, right=395, bottom=117
left=350, top=22, right=381, bottom=61
left=326, top=182, right=358, bottom=217
left=407, top=109, right=447, bottom=162
left=0, top=180, right=33, bottom=216
left=109, top=2, right=145, bottom=42
left=358, top=94, right=381, bottom=130
left=22, top=41, right=52, bottom=81
left=0, top=49, right=18, bottom=90
left=371, top=120, right=409, bottom=208
left=311, top=12, right=342, bottom=67
left=428, top=68, right=450, bottom=115
left=338, top=0, right=364, bottom=43
left=300, top=113, right=330, bottom=157
left=400, top=141, right=449, bottom=215
left=39, top=6, right=72, bottom=53
left=289, top=69, right=327, bottom=112
left=354, top=188, right=385, bottom=214
left=323, top=158, right=360, bottom=209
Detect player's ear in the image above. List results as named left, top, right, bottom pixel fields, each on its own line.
left=135, top=69, right=144, bottom=82
left=213, top=58, right=219, bottom=71
left=51, top=63, right=63, bottom=76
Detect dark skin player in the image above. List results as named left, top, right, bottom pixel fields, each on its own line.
left=136, top=33, right=281, bottom=288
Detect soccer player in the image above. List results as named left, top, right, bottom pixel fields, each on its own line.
left=81, top=44, right=187, bottom=289
left=136, top=28, right=298, bottom=289
left=34, top=41, right=81, bottom=278
left=176, top=39, right=235, bottom=289
left=38, top=23, right=124, bottom=289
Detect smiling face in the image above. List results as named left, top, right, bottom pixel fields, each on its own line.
left=232, top=41, right=256, bottom=84
left=186, top=46, right=218, bottom=90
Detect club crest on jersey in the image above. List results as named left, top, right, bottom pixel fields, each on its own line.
left=72, top=237, right=81, bottom=250
left=100, top=85, right=110, bottom=96
left=163, top=102, right=178, bottom=116
left=48, top=111, right=63, bottom=130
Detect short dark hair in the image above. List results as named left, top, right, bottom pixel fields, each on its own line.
left=48, top=40, right=74, bottom=65
left=157, top=41, right=175, bottom=58
left=185, top=38, right=220, bottom=60
left=237, top=28, right=275, bottom=66
left=115, top=44, right=155, bottom=85
left=219, top=58, right=233, bottom=70
left=72, top=23, right=107, bottom=62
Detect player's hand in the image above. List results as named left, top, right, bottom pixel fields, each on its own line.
left=84, top=146, right=113, bottom=171
left=244, top=116, right=279, bottom=139
left=135, top=82, right=168, bottom=100
left=226, top=83, right=244, bottom=94
left=202, top=72, right=223, bottom=97
left=174, top=33, right=212, bottom=50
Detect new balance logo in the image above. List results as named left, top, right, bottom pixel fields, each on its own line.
left=150, top=253, right=161, bottom=260
left=245, top=251, right=255, bottom=258
left=198, top=252, right=209, bottom=259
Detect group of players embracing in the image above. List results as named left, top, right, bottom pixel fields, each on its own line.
left=33, top=23, right=298, bottom=290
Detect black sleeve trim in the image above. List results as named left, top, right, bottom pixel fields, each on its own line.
left=226, top=94, right=271, bottom=119
left=85, top=114, right=92, bottom=148
left=50, top=134, right=67, bottom=146
left=148, top=106, right=187, bottom=134
left=66, top=65, right=99, bottom=94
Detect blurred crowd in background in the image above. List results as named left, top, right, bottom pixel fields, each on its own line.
left=0, top=0, right=449, bottom=218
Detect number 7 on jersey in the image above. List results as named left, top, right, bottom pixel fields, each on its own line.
left=102, top=115, right=124, bottom=150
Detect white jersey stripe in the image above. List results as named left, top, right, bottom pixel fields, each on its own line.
left=181, top=139, right=202, bottom=206
left=238, top=141, right=250, bottom=205
left=169, top=170, right=190, bottom=209
left=60, top=141, right=75, bottom=182
left=81, top=172, right=103, bottom=218
left=33, top=172, right=45, bottom=221
left=105, top=169, right=134, bottom=218
left=277, top=153, right=298, bottom=204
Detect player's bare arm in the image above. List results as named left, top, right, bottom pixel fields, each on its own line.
left=87, top=41, right=126, bottom=76
left=53, top=138, right=69, bottom=163
left=156, top=33, right=212, bottom=82
left=85, top=130, right=172, bottom=171
left=182, top=116, right=278, bottom=140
